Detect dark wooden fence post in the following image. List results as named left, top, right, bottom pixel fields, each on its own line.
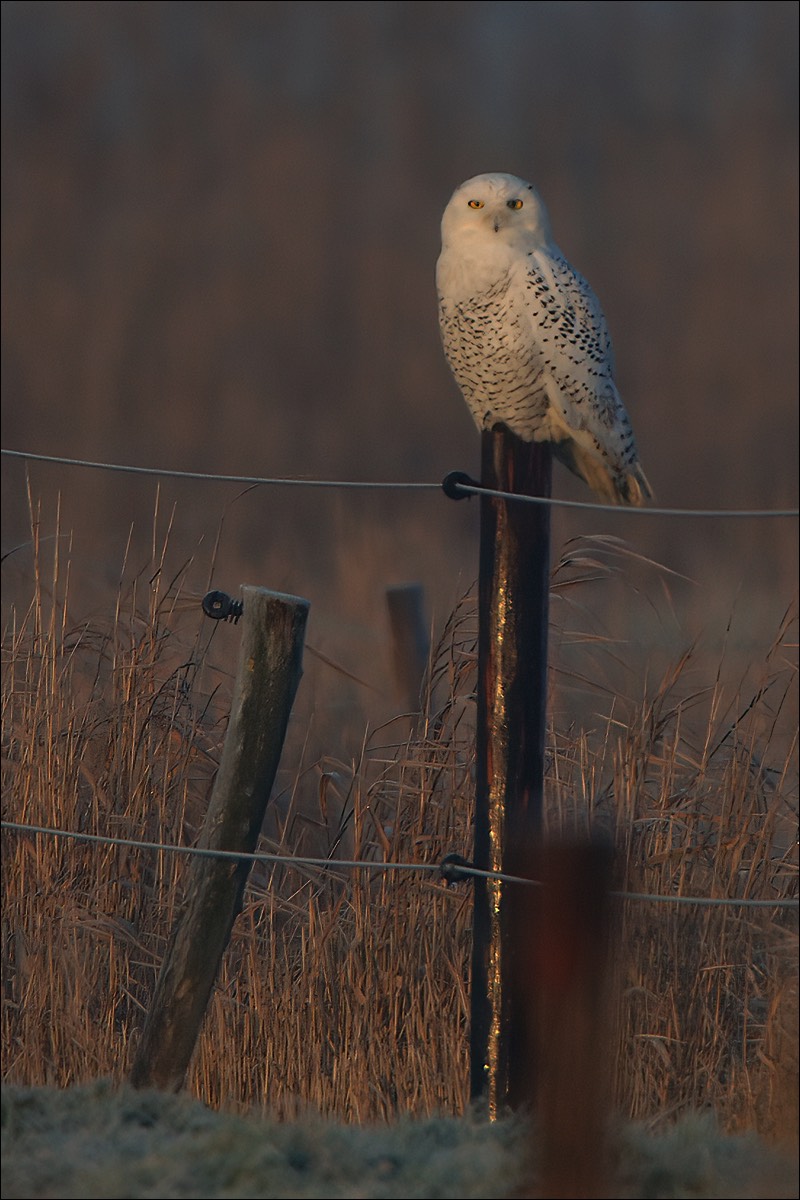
left=130, top=585, right=309, bottom=1092
left=470, top=427, right=552, bottom=1114
left=514, top=839, right=615, bottom=1198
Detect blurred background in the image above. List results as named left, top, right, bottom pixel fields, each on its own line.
left=2, top=1, right=798, bottom=746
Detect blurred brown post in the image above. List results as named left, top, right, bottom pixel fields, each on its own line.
left=386, top=583, right=430, bottom=713
left=513, top=839, right=615, bottom=1199
left=130, top=586, right=309, bottom=1092
left=470, top=426, right=552, bottom=1113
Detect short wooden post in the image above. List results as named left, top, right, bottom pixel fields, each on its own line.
left=471, top=426, right=552, bottom=1114
left=514, top=839, right=614, bottom=1198
left=130, top=586, right=309, bottom=1092
left=386, top=583, right=430, bottom=713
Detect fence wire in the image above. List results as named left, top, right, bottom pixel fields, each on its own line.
left=3, top=447, right=798, bottom=519
left=3, top=821, right=797, bottom=910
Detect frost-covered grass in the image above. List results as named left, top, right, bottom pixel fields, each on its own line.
left=2, top=1081, right=797, bottom=1200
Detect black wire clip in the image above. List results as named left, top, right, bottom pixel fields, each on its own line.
left=441, top=471, right=480, bottom=501
left=440, top=852, right=475, bottom=886
left=202, top=591, right=244, bottom=623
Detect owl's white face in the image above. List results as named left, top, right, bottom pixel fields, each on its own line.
left=440, top=172, right=552, bottom=252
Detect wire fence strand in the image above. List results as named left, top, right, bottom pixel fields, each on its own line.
left=452, top=479, right=800, bottom=520
left=1, top=449, right=439, bottom=492
left=3, top=821, right=797, bottom=910
left=3, top=447, right=798, bottom=519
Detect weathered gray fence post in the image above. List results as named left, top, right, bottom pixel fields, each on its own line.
left=470, top=426, right=552, bottom=1114
left=386, top=583, right=430, bottom=714
left=130, top=586, right=309, bottom=1092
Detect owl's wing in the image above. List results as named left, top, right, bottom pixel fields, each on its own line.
left=518, top=245, right=650, bottom=504
left=522, top=244, right=616, bottom=387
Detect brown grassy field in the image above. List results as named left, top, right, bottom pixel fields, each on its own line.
left=2, top=500, right=797, bottom=1145
left=1, top=12, right=798, bottom=1189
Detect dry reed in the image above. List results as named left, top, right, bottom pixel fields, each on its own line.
left=1, top=508, right=797, bottom=1141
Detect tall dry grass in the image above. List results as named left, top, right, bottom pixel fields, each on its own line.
left=1, top=504, right=797, bottom=1140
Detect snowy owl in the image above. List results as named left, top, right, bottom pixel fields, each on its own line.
left=437, top=172, right=651, bottom=505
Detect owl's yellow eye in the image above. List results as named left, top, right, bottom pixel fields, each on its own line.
left=467, top=199, right=484, bottom=209
left=507, top=198, right=523, bottom=210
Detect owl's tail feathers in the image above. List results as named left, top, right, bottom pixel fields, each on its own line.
left=617, top=463, right=653, bottom=507
left=552, top=439, right=653, bottom=507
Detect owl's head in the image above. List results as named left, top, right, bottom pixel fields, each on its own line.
left=440, top=173, right=552, bottom=251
